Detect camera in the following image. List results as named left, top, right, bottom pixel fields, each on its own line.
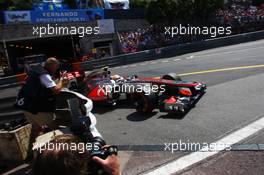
left=70, top=117, right=118, bottom=175
left=89, top=137, right=118, bottom=175
left=91, top=138, right=118, bottom=160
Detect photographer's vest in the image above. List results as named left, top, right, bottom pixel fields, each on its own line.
left=15, top=65, right=56, bottom=114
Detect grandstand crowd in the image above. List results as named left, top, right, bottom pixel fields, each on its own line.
left=216, top=1, right=264, bottom=26
left=119, top=26, right=171, bottom=54
left=119, top=0, right=264, bottom=54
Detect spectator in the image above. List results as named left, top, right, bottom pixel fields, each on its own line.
left=119, top=25, right=169, bottom=54
left=119, top=25, right=198, bottom=54
left=215, top=0, right=264, bottom=32
left=119, top=0, right=264, bottom=54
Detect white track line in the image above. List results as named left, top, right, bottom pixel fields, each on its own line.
left=144, top=116, right=264, bottom=175
left=173, top=59, right=181, bottom=61
left=186, top=55, right=194, bottom=60
left=150, top=62, right=158, bottom=64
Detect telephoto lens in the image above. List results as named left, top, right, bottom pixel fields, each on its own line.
left=92, top=136, right=106, bottom=149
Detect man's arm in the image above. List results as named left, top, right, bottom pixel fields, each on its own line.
left=40, top=74, right=68, bottom=94
left=51, top=81, right=63, bottom=94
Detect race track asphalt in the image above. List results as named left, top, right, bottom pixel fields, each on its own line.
left=96, top=39, right=264, bottom=146
left=96, top=39, right=264, bottom=174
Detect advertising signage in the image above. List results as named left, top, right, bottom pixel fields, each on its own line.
left=31, top=9, right=104, bottom=23
left=4, top=11, right=31, bottom=24
left=4, top=9, right=104, bottom=24
left=103, top=0, right=129, bottom=9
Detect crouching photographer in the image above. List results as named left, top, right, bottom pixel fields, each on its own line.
left=33, top=134, right=121, bottom=175
left=15, top=57, right=69, bottom=138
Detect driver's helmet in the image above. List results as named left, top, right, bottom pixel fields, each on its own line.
left=111, top=74, right=121, bottom=80
left=111, top=74, right=124, bottom=82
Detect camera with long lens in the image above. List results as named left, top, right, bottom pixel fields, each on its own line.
left=59, top=91, right=118, bottom=174
left=70, top=119, right=118, bottom=175
left=72, top=121, right=118, bottom=175
left=68, top=104, right=117, bottom=174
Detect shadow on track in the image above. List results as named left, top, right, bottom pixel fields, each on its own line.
left=92, top=91, right=206, bottom=120
left=126, top=111, right=158, bottom=122
left=158, top=110, right=190, bottom=120
left=92, top=101, right=132, bottom=114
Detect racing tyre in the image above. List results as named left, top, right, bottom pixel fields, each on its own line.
left=162, top=73, right=182, bottom=81
left=133, top=92, right=157, bottom=114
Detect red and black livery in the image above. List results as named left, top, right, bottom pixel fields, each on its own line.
left=67, top=68, right=206, bottom=115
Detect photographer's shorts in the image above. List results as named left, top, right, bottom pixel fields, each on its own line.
left=24, top=111, right=56, bottom=129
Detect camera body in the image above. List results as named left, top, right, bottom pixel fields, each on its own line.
left=71, top=121, right=118, bottom=174
left=91, top=145, right=118, bottom=160
left=89, top=139, right=118, bottom=175
left=69, top=107, right=118, bottom=175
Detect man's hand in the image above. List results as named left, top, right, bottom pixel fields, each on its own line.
left=60, top=72, right=69, bottom=88
left=92, top=146, right=121, bottom=175
left=50, top=75, right=69, bottom=94
left=61, top=78, right=69, bottom=88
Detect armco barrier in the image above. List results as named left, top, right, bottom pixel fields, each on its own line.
left=158, top=30, right=264, bottom=59
left=1, top=30, right=264, bottom=87
left=0, top=73, right=26, bottom=87
left=74, top=30, right=264, bottom=71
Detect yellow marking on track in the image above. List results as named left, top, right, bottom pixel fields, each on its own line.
left=154, top=64, right=264, bottom=78
left=179, top=64, right=264, bottom=76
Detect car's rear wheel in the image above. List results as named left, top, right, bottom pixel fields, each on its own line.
left=162, top=73, right=182, bottom=81
left=133, top=92, right=157, bottom=114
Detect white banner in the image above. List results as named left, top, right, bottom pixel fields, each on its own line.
left=4, top=11, right=31, bottom=24
left=103, top=0, right=129, bottom=9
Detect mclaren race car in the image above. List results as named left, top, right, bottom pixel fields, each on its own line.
left=66, top=67, right=206, bottom=114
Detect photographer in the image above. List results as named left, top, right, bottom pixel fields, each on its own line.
left=15, top=57, right=68, bottom=136
left=33, top=134, right=121, bottom=175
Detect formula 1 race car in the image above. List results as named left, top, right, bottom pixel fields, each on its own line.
left=66, top=67, right=206, bottom=115
left=67, top=68, right=206, bottom=114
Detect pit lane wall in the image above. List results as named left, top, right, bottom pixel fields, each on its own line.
left=1, top=30, right=264, bottom=88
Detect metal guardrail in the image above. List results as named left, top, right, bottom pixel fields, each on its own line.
left=1, top=30, right=264, bottom=89
left=72, top=30, right=264, bottom=71
left=0, top=73, right=26, bottom=90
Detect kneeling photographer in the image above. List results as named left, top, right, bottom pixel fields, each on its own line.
left=33, top=134, right=121, bottom=175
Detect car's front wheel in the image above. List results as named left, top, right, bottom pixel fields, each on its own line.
left=132, top=92, right=158, bottom=114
